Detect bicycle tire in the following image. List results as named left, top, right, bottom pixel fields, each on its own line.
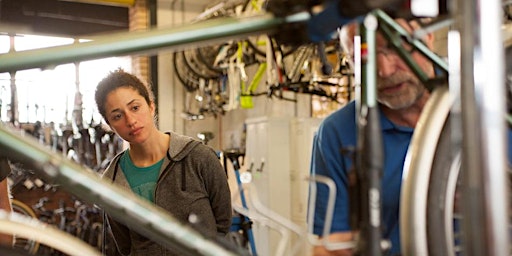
left=400, top=85, right=453, bottom=255
left=425, top=44, right=512, bottom=256
left=173, top=51, right=201, bottom=92
left=0, top=211, right=101, bottom=256
left=10, top=199, right=40, bottom=255
left=183, top=48, right=222, bottom=80
left=401, top=85, right=472, bottom=256
left=196, top=44, right=235, bottom=74
left=425, top=116, right=462, bottom=256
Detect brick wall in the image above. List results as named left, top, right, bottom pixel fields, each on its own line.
left=129, top=0, right=150, bottom=84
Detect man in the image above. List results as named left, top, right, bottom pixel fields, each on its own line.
left=0, top=157, right=13, bottom=246
left=309, top=19, right=435, bottom=256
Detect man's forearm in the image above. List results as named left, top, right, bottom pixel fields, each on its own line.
left=313, top=231, right=356, bottom=256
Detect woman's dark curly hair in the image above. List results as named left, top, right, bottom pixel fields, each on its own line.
left=95, top=68, right=155, bottom=124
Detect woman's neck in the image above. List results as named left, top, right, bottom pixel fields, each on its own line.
left=129, top=131, right=170, bottom=166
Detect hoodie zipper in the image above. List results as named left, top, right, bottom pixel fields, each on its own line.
left=154, top=151, right=175, bottom=205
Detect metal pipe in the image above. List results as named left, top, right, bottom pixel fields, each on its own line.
left=458, top=0, right=510, bottom=255
left=0, top=12, right=310, bottom=73
left=355, top=13, right=385, bottom=256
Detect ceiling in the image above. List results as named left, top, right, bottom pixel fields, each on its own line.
left=0, top=0, right=130, bottom=37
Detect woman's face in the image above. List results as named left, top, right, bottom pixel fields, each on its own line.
left=104, top=87, right=155, bottom=144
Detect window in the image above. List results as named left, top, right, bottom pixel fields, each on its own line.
left=0, top=34, right=131, bottom=126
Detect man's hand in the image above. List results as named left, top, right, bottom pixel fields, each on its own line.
left=313, top=231, right=355, bottom=256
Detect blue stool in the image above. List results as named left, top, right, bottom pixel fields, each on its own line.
left=224, top=149, right=257, bottom=256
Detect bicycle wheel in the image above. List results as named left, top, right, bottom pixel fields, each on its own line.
left=401, top=85, right=504, bottom=255
left=195, top=43, right=237, bottom=74
left=425, top=116, right=463, bottom=256
left=0, top=211, right=101, bottom=256
left=424, top=30, right=512, bottom=256
left=173, top=51, right=202, bottom=92
left=183, top=47, right=223, bottom=80
left=10, top=199, right=40, bottom=255
left=400, top=85, right=454, bottom=255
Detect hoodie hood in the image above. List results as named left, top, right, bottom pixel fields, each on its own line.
left=165, top=131, right=201, bottom=162
left=102, top=131, right=202, bottom=182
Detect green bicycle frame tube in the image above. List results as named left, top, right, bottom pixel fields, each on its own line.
left=0, top=12, right=309, bottom=73
left=0, top=124, right=246, bottom=256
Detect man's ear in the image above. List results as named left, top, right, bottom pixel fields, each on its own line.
left=410, top=19, right=435, bottom=48
left=340, top=21, right=359, bottom=56
left=424, top=32, right=435, bottom=49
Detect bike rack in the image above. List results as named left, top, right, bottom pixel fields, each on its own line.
left=0, top=124, right=245, bottom=256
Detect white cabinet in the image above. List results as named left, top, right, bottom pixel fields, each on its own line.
left=245, top=116, right=291, bottom=256
left=244, top=116, right=321, bottom=256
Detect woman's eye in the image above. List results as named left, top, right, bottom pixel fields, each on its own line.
left=111, top=113, right=122, bottom=121
left=132, top=105, right=140, bottom=111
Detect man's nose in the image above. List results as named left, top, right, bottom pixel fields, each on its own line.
left=377, top=53, right=397, bottom=77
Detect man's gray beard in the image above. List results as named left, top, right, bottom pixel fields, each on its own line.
left=378, top=86, right=426, bottom=110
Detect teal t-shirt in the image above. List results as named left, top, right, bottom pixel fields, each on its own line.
left=120, top=151, right=163, bottom=203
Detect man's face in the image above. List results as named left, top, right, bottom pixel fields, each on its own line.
left=343, top=19, right=435, bottom=110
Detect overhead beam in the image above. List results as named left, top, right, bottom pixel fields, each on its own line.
left=0, top=12, right=310, bottom=73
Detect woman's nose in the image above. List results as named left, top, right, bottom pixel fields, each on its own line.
left=125, top=113, right=136, bottom=127
left=377, top=53, right=398, bottom=77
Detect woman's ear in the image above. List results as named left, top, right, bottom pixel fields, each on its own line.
left=150, top=101, right=156, bottom=116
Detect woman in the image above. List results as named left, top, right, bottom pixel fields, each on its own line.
left=95, top=68, right=232, bottom=255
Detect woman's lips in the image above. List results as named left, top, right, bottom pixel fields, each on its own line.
left=130, top=127, right=142, bottom=136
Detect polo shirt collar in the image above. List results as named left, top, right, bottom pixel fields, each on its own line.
left=379, top=107, right=414, bottom=133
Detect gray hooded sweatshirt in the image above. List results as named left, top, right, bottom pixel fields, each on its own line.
left=102, top=131, right=232, bottom=255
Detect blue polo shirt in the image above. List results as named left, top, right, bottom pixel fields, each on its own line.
left=310, top=101, right=413, bottom=255
left=311, top=100, right=512, bottom=255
